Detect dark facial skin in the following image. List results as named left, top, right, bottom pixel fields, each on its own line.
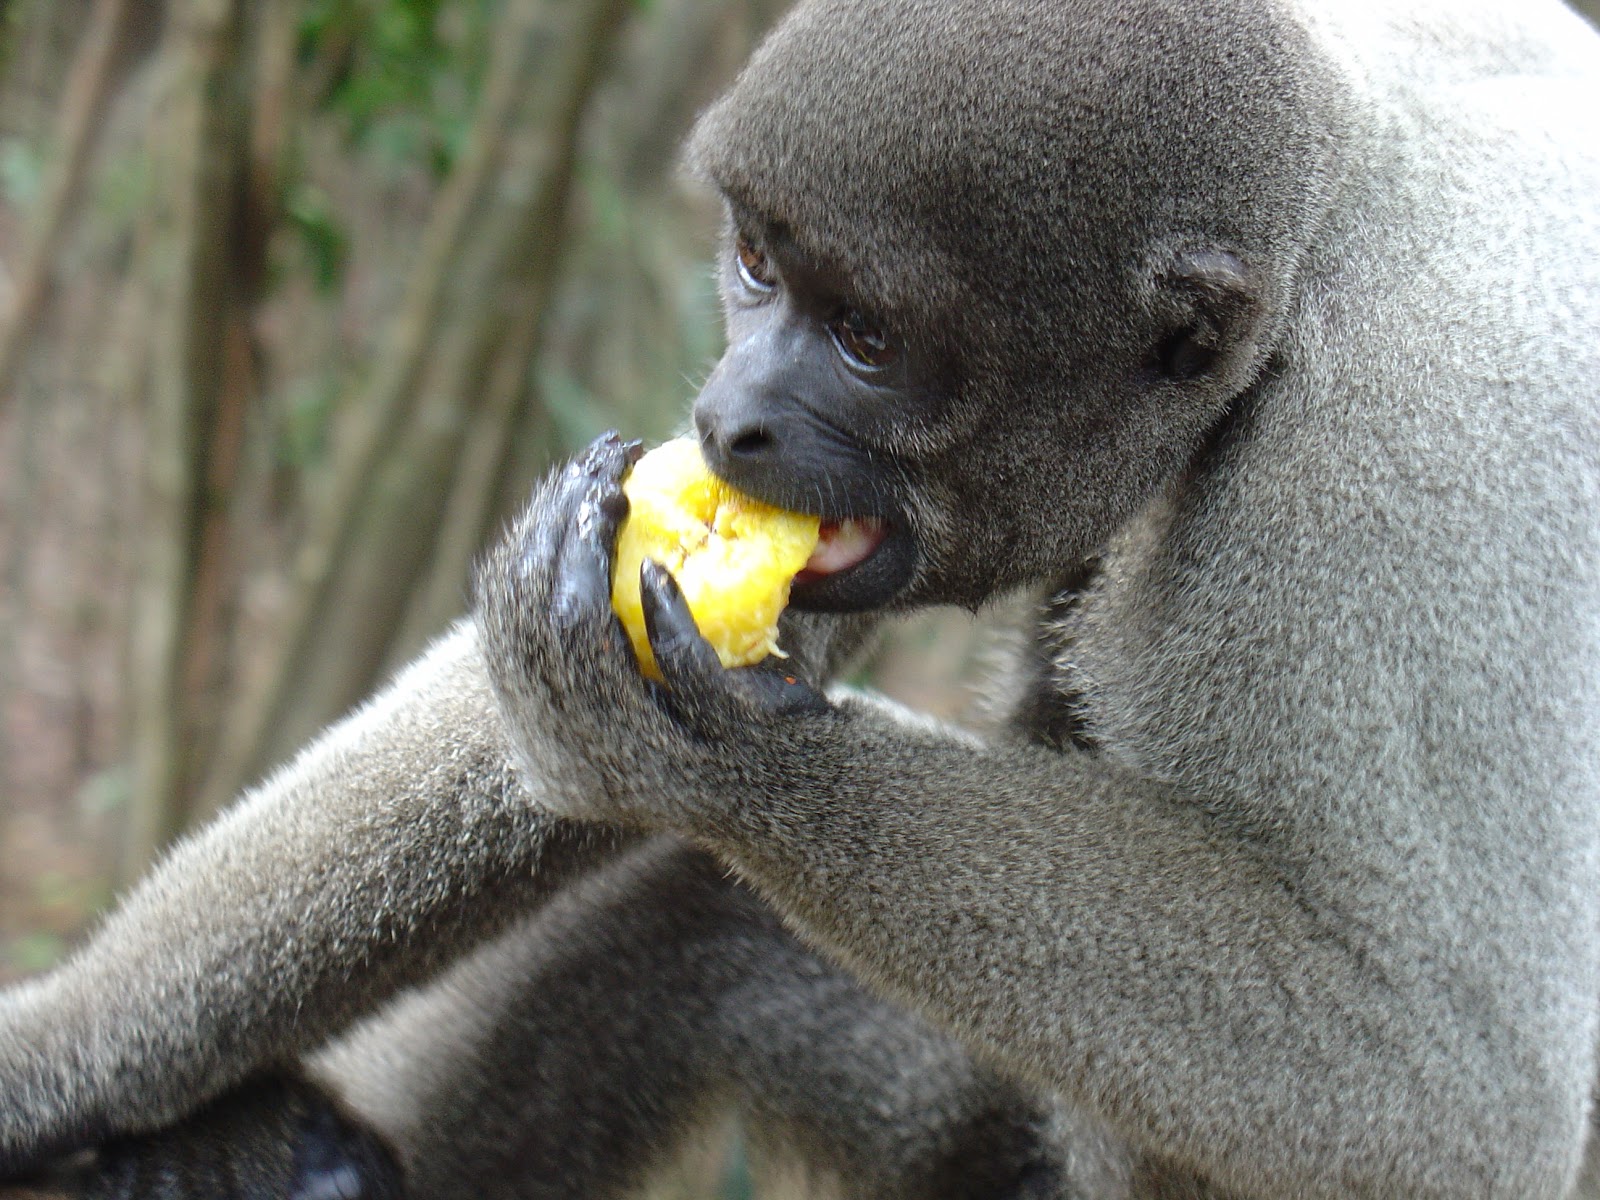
left=693, top=212, right=925, bottom=612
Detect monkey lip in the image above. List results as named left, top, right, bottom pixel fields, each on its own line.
left=788, top=516, right=913, bottom=612
left=798, top=517, right=889, bottom=581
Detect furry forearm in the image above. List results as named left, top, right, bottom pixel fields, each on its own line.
left=695, top=695, right=1589, bottom=1199
left=0, top=621, right=629, bottom=1173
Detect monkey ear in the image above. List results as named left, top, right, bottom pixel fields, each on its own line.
left=1148, top=248, right=1262, bottom=383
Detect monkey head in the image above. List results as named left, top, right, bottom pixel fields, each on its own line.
left=686, top=0, right=1339, bottom=610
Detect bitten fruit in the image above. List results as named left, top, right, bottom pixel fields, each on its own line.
left=611, top=438, right=820, bottom=679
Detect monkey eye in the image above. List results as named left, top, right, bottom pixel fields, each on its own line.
left=829, top=308, right=899, bottom=371
left=734, top=235, right=777, bottom=292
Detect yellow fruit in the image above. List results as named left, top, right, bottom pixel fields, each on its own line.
left=611, top=438, right=820, bottom=680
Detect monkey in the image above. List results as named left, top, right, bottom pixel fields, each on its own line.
left=468, top=0, right=1600, bottom=1196
left=0, top=619, right=1091, bottom=1198
left=4, top=0, right=1600, bottom=1196
left=311, top=837, right=1091, bottom=1200
left=0, top=625, right=630, bottom=1194
left=10, top=825, right=1094, bottom=1199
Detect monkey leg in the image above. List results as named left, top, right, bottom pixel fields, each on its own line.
left=0, top=622, right=632, bottom=1176
left=312, top=836, right=1106, bottom=1200
left=6, top=834, right=1139, bottom=1199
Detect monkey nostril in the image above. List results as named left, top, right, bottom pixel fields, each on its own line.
left=728, top=428, right=772, bottom=458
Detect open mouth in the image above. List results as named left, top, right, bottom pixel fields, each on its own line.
left=694, top=448, right=914, bottom=611
left=788, top=514, right=914, bottom=611
left=795, top=517, right=889, bottom=585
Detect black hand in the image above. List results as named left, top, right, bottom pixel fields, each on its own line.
left=640, top=558, right=829, bottom=728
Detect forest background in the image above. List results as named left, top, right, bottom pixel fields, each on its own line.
left=0, top=0, right=1028, bottom=984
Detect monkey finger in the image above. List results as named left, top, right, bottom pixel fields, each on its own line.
left=550, top=530, right=633, bottom=669
left=640, top=561, right=827, bottom=721
left=548, top=437, right=638, bottom=634
left=567, top=431, right=641, bottom=510
left=639, top=559, right=732, bottom=713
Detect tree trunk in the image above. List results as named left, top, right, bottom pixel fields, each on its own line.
left=0, top=0, right=136, bottom=410
left=120, top=0, right=251, bottom=883
left=198, top=0, right=633, bottom=814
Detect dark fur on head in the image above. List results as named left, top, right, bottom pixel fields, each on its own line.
left=688, top=0, right=1341, bottom=605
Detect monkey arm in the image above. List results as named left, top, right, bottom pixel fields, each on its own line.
left=538, top=671, right=1588, bottom=1199
left=474, top=438, right=1596, bottom=1200
left=0, top=620, right=630, bottom=1175
left=679, top=692, right=1594, bottom=1200
left=312, top=837, right=1067, bottom=1200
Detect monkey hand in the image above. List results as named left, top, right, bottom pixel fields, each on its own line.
left=474, top=432, right=831, bottom=831
left=0, top=1071, right=401, bottom=1200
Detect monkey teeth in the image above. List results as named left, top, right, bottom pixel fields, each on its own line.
left=804, top=517, right=887, bottom=576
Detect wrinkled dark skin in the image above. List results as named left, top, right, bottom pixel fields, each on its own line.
left=474, top=432, right=832, bottom=839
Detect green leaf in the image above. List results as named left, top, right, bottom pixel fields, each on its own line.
left=306, top=0, right=491, bottom=176
left=285, top=183, right=350, bottom=292
left=0, top=137, right=43, bottom=208
left=7, top=932, right=65, bottom=974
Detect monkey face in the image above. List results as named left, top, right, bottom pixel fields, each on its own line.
left=689, top=198, right=1285, bottom=615
left=693, top=214, right=930, bottom=613
left=690, top=204, right=1275, bottom=615
left=692, top=199, right=1141, bottom=614
left=686, top=0, right=1335, bottom=612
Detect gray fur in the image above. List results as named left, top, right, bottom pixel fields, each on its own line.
left=2, top=0, right=1599, bottom=1196
left=473, top=0, right=1600, bottom=1197
left=0, top=625, right=629, bottom=1181
left=0, top=628, right=1075, bottom=1195
left=315, top=838, right=1093, bottom=1199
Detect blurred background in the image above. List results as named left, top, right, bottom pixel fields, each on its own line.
left=0, top=0, right=1001, bottom=986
